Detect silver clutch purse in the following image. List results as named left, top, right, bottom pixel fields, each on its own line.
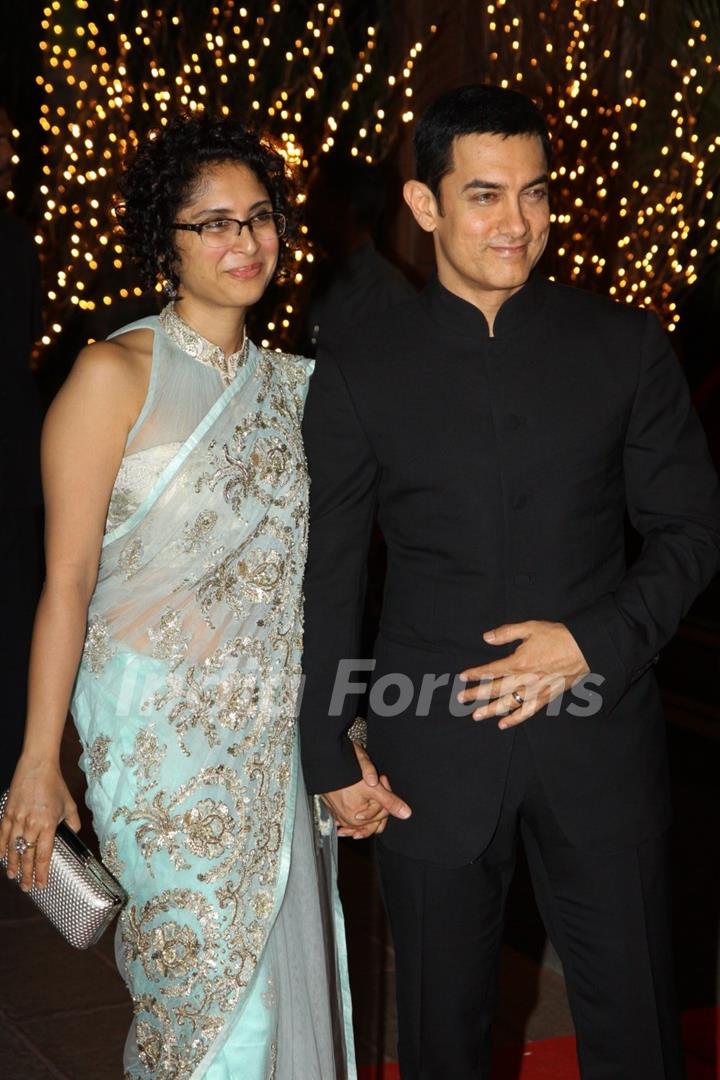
left=0, top=791, right=127, bottom=949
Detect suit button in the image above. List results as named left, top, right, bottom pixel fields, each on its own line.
left=504, top=414, right=527, bottom=431
left=511, top=491, right=532, bottom=510
left=514, top=572, right=536, bottom=587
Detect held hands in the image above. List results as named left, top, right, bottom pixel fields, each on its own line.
left=0, top=758, right=81, bottom=891
left=458, top=620, right=590, bottom=729
left=321, top=742, right=412, bottom=840
left=320, top=623, right=588, bottom=835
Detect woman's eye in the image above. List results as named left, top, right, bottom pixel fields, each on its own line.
left=203, top=219, right=233, bottom=231
left=251, top=212, right=274, bottom=224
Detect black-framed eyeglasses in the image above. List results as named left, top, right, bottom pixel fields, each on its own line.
left=172, top=211, right=286, bottom=248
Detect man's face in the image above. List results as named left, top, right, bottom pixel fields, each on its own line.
left=0, top=109, right=15, bottom=194
left=408, top=132, right=550, bottom=309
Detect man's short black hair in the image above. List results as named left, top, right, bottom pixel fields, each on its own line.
left=414, top=84, right=551, bottom=199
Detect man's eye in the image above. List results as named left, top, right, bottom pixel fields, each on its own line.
left=202, top=219, right=234, bottom=231
left=526, top=188, right=548, bottom=200
left=474, top=193, right=496, bottom=204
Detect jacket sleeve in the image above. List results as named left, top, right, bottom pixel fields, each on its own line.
left=565, top=311, right=720, bottom=714
left=299, top=344, right=380, bottom=794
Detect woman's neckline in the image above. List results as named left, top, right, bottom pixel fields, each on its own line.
left=159, top=302, right=249, bottom=385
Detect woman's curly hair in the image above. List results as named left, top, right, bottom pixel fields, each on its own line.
left=116, top=113, right=298, bottom=295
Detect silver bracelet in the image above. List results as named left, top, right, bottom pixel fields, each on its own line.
left=346, top=716, right=367, bottom=747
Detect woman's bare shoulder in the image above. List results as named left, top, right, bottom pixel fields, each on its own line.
left=50, top=330, right=154, bottom=431
left=76, top=327, right=153, bottom=373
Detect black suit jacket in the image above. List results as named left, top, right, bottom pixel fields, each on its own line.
left=299, top=273, right=720, bottom=865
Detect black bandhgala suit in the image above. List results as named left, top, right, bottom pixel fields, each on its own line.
left=299, top=271, right=720, bottom=1079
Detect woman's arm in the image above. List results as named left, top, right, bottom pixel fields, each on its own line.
left=0, top=335, right=149, bottom=890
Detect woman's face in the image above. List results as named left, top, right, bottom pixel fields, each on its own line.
left=172, top=159, right=281, bottom=310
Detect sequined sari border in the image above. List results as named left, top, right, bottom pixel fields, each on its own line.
left=331, top=856, right=357, bottom=1079
left=187, top=740, right=300, bottom=1080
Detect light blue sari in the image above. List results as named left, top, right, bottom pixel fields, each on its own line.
left=71, top=311, right=356, bottom=1079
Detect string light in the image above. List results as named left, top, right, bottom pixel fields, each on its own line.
left=3, top=126, right=21, bottom=203
left=34, top=0, right=439, bottom=348
left=478, top=0, right=719, bottom=330
left=28, top=2, right=718, bottom=343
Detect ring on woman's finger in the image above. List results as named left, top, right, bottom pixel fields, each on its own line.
left=14, top=836, right=37, bottom=856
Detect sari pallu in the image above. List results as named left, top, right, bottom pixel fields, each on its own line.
left=71, top=326, right=354, bottom=1079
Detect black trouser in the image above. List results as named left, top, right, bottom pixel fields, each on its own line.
left=376, top=727, right=684, bottom=1080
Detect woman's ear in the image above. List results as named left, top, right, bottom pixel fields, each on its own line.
left=403, top=180, right=440, bottom=234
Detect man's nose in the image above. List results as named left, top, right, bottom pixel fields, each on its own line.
left=498, top=198, right=528, bottom=237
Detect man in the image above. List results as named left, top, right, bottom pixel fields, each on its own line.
left=0, top=104, right=44, bottom=789
left=300, top=84, right=720, bottom=1079
left=303, top=152, right=415, bottom=356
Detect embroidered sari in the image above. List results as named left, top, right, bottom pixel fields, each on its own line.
left=71, top=308, right=355, bottom=1079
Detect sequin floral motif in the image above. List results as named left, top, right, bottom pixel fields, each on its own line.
left=121, top=729, right=165, bottom=790
left=113, top=764, right=248, bottom=878
left=118, top=537, right=145, bottom=579
left=82, top=615, right=116, bottom=674
left=100, top=834, right=125, bottom=880
left=148, top=608, right=190, bottom=669
left=86, top=733, right=112, bottom=779
left=181, top=510, right=219, bottom=555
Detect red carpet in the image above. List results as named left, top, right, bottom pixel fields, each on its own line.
left=358, top=1006, right=719, bottom=1079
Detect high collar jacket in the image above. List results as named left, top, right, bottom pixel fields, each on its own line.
left=299, top=272, right=720, bottom=864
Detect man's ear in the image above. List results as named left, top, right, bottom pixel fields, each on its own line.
left=403, top=180, right=439, bottom=233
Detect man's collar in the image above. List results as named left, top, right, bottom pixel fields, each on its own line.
left=421, top=270, right=548, bottom=340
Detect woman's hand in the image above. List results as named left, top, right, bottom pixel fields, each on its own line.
left=322, top=741, right=412, bottom=840
left=0, top=759, right=81, bottom=891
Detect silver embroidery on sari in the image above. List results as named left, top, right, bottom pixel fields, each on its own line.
left=73, top=318, right=316, bottom=1078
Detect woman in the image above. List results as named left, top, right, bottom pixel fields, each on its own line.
left=0, top=115, right=356, bottom=1079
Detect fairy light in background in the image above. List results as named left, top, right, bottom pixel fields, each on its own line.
left=35, top=0, right=440, bottom=349
left=478, top=0, right=719, bottom=331
left=32, top=1, right=717, bottom=343
left=340, top=31, right=436, bottom=161
left=0, top=122, right=22, bottom=205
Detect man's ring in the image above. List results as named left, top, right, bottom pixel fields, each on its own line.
left=14, top=836, right=36, bottom=856
left=511, top=691, right=524, bottom=707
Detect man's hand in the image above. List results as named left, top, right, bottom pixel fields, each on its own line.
left=457, top=620, right=590, bottom=729
left=321, top=742, right=412, bottom=839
